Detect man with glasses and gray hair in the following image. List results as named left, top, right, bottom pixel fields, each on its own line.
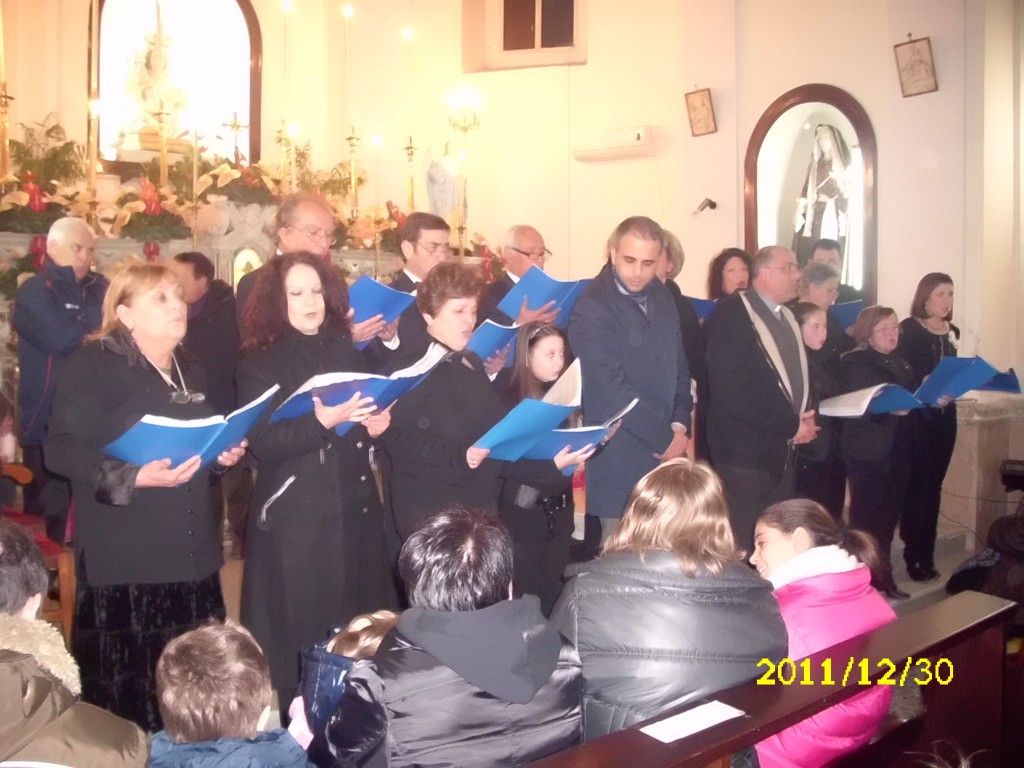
left=478, top=225, right=559, bottom=327
left=705, top=245, right=819, bottom=549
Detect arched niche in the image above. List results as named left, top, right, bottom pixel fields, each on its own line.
left=744, top=84, right=877, bottom=303
left=97, top=0, right=263, bottom=163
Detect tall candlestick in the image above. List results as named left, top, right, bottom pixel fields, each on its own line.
left=86, top=0, right=100, bottom=197
left=371, top=133, right=382, bottom=212
left=342, top=5, right=354, bottom=127
left=0, top=0, right=7, bottom=85
left=404, top=135, right=416, bottom=212
left=346, top=126, right=360, bottom=221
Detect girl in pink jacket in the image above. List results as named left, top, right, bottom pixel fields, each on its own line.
left=750, top=499, right=897, bottom=768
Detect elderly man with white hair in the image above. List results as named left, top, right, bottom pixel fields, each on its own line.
left=13, top=216, right=107, bottom=542
left=478, top=224, right=559, bottom=327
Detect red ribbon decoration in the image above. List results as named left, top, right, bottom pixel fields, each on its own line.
left=30, top=235, right=47, bottom=271
left=22, top=172, right=46, bottom=213
left=143, top=241, right=160, bottom=262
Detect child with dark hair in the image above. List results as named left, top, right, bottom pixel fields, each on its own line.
left=149, top=621, right=310, bottom=767
left=750, top=499, right=897, bottom=767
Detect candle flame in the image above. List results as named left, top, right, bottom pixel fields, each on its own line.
left=401, top=26, right=414, bottom=41
left=342, top=4, right=355, bottom=19
left=371, top=133, right=383, bottom=146
left=287, top=123, right=301, bottom=138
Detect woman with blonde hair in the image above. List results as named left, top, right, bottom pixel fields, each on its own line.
left=551, top=458, right=787, bottom=741
left=45, top=260, right=246, bottom=731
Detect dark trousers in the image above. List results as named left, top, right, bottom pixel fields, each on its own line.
left=22, top=444, right=72, bottom=543
left=900, top=409, right=957, bottom=568
left=500, top=497, right=574, bottom=617
left=795, top=444, right=846, bottom=520
left=716, top=462, right=795, bottom=552
left=214, top=463, right=253, bottom=554
left=846, top=450, right=911, bottom=572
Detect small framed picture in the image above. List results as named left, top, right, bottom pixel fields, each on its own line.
left=894, top=36, right=938, bottom=98
left=685, top=88, right=717, bottom=137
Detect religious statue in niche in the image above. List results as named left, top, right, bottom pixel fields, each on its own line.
left=792, top=124, right=851, bottom=266
left=425, top=142, right=460, bottom=219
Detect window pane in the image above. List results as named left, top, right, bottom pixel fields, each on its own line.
left=541, top=0, right=573, bottom=48
left=503, top=0, right=536, bottom=51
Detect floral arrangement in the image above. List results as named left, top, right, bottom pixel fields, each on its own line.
left=106, top=177, right=191, bottom=242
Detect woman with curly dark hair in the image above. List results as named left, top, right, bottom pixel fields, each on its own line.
left=707, top=247, right=752, bottom=301
left=236, top=252, right=396, bottom=715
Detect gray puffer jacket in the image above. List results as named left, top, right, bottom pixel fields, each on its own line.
left=550, top=550, right=787, bottom=741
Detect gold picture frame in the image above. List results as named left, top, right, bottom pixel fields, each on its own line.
left=685, top=88, right=717, bottom=137
left=894, top=36, right=938, bottom=98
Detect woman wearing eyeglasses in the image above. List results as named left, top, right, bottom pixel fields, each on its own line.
left=235, top=252, right=396, bottom=717
left=45, top=261, right=247, bottom=731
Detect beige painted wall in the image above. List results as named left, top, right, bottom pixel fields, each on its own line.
left=2, top=0, right=1018, bottom=368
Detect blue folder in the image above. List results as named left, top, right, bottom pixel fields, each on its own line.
left=466, top=321, right=518, bottom=367
left=686, top=296, right=716, bottom=321
left=976, top=368, right=1021, bottom=393
left=474, top=399, right=578, bottom=461
left=496, top=266, right=592, bottom=327
left=347, top=276, right=416, bottom=349
left=830, top=300, right=864, bottom=330
left=521, top=427, right=607, bottom=475
left=104, top=385, right=280, bottom=468
left=913, top=356, right=999, bottom=405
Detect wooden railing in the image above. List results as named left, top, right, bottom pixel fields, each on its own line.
left=530, top=591, right=1015, bottom=768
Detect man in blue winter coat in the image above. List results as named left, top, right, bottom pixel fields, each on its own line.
left=13, top=217, right=107, bottom=542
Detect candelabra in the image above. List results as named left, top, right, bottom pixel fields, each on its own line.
left=447, top=86, right=482, bottom=259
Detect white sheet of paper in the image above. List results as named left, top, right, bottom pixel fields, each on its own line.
left=639, top=701, right=746, bottom=744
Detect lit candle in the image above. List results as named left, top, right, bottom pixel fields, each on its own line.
left=371, top=133, right=382, bottom=213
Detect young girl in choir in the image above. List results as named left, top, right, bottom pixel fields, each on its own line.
left=500, top=322, right=579, bottom=615
left=838, top=306, right=914, bottom=598
left=792, top=302, right=845, bottom=519
left=750, top=499, right=896, bottom=768
left=897, top=274, right=958, bottom=582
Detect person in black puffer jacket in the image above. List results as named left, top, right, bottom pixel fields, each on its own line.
left=551, top=458, right=787, bottom=741
left=310, top=506, right=582, bottom=768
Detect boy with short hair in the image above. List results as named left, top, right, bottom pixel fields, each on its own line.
left=150, top=621, right=310, bottom=767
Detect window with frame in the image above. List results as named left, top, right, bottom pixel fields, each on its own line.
left=463, top=0, right=586, bottom=72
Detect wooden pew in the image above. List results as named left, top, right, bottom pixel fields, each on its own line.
left=530, top=591, right=1015, bottom=768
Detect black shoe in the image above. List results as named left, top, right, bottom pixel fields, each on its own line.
left=882, top=585, right=910, bottom=600
left=907, top=562, right=941, bottom=582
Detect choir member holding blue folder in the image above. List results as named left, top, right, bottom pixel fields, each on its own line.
left=379, top=264, right=594, bottom=548
left=496, top=265, right=592, bottom=327
left=44, top=261, right=248, bottom=730
left=233, top=252, right=397, bottom=714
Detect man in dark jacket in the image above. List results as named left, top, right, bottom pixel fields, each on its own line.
left=312, top=506, right=581, bottom=768
left=568, top=216, right=692, bottom=536
left=477, top=224, right=559, bottom=327
left=13, top=217, right=107, bottom=542
left=170, top=251, right=249, bottom=557
left=705, top=246, right=819, bottom=548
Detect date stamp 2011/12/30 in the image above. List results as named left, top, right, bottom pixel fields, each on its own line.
left=756, top=656, right=953, bottom=687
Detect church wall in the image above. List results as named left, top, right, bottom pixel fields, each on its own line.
left=5, top=1, right=1014, bottom=365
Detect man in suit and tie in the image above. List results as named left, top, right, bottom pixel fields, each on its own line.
left=478, top=225, right=559, bottom=327
left=705, top=245, right=820, bottom=548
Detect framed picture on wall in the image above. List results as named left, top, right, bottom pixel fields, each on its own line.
left=894, top=36, right=938, bottom=97
left=685, top=88, right=717, bottom=137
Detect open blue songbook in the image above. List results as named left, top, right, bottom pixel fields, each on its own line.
left=347, top=275, right=417, bottom=349
left=104, top=385, right=280, bottom=468
left=976, top=368, right=1021, bottom=393
left=496, top=266, right=592, bottom=327
left=466, top=320, right=518, bottom=367
left=829, top=300, right=864, bottom=330
left=686, top=296, right=717, bottom=321
left=269, top=344, right=447, bottom=436
left=473, top=360, right=635, bottom=465
left=819, top=356, right=1001, bottom=417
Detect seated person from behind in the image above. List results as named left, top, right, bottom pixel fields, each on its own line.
left=550, top=458, right=788, bottom=741
left=0, top=520, right=147, bottom=767
left=289, top=610, right=399, bottom=749
left=150, top=621, right=311, bottom=767
left=312, top=506, right=582, bottom=768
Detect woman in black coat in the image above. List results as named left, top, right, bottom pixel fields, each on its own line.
left=838, top=305, right=915, bottom=598
left=45, top=262, right=246, bottom=731
left=380, top=262, right=591, bottom=543
left=236, top=252, right=396, bottom=713
left=897, top=273, right=959, bottom=581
